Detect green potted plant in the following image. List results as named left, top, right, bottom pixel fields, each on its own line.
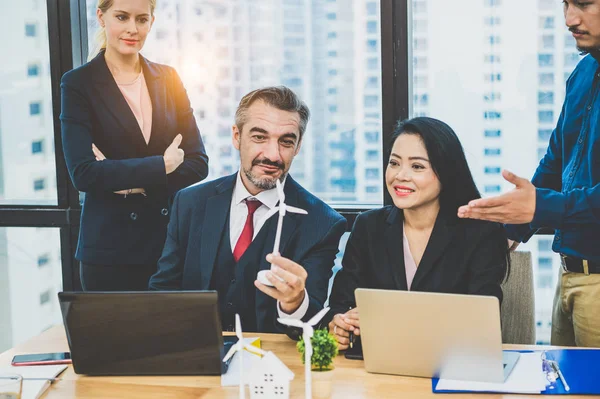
left=298, top=328, right=339, bottom=398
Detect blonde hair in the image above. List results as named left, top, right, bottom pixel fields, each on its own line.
left=88, top=0, right=156, bottom=61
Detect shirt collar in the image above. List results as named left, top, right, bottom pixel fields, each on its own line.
left=233, top=171, right=286, bottom=210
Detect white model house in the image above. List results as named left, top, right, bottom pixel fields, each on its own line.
left=247, top=351, right=295, bottom=399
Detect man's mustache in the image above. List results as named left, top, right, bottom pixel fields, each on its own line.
left=252, top=158, right=284, bottom=169
left=569, top=27, right=587, bottom=35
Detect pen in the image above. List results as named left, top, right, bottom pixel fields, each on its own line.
left=348, top=306, right=354, bottom=349
left=551, top=361, right=570, bottom=392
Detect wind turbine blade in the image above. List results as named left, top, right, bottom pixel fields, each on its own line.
left=263, top=207, right=279, bottom=221
left=222, top=345, right=238, bottom=362
left=308, top=307, right=330, bottom=326
left=244, top=344, right=267, bottom=356
left=285, top=205, right=308, bottom=215
left=277, top=318, right=305, bottom=328
left=276, top=179, right=286, bottom=203
left=235, top=314, right=243, bottom=339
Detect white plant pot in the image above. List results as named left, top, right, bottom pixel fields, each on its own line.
left=312, top=368, right=334, bottom=399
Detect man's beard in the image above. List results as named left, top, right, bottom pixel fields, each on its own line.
left=576, top=45, right=600, bottom=56
left=243, top=159, right=286, bottom=190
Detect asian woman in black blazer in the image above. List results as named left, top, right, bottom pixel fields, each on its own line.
left=60, top=0, right=208, bottom=291
left=327, top=117, right=509, bottom=350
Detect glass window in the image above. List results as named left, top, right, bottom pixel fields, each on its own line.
left=366, top=150, right=379, bottom=161
left=25, top=23, right=36, bottom=37
left=538, top=274, right=553, bottom=289
left=27, top=63, right=39, bottom=77
left=366, top=2, right=377, bottom=16
left=39, top=291, right=51, bottom=305
left=365, top=131, right=379, bottom=143
left=484, top=111, right=502, bottom=120
left=540, top=16, right=554, bottom=29
left=539, top=73, right=554, bottom=85
left=484, top=185, right=501, bottom=193
left=484, top=166, right=501, bottom=174
left=86, top=1, right=384, bottom=206
left=539, top=257, right=553, bottom=270
left=538, top=54, right=554, bottom=67
left=31, top=140, right=43, bottom=154
left=538, top=110, right=554, bottom=124
left=538, top=91, right=554, bottom=105
left=484, top=148, right=501, bottom=156
left=0, top=228, right=62, bottom=352
left=33, top=178, right=45, bottom=191
left=37, top=253, right=50, bottom=267
left=365, top=168, right=379, bottom=179
left=538, top=129, right=553, bottom=141
left=367, top=21, right=378, bottom=34
left=484, top=129, right=501, bottom=137
left=540, top=34, right=554, bottom=49
left=29, top=102, right=41, bottom=116
left=538, top=239, right=553, bottom=252
left=1, top=0, right=57, bottom=205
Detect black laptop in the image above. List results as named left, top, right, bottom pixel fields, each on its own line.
left=58, top=291, right=234, bottom=375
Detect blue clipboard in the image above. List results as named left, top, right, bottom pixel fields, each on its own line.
left=432, top=349, right=600, bottom=395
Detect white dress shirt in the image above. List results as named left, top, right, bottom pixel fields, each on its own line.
left=229, top=172, right=309, bottom=320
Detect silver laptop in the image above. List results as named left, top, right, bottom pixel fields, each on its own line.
left=355, top=289, right=519, bottom=383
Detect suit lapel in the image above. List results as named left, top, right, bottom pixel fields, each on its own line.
left=199, top=175, right=236, bottom=289
left=141, top=56, right=166, bottom=150
left=410, top=211, right=457, bottom=290
left=90, top=52, right=150, bottom=151
left=384, top=207, right=408, bottom=290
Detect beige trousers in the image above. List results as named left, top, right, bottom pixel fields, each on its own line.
left=551, top=268, right=600, bottom=347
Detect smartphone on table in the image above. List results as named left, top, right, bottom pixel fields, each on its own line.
left=11, top=352, right=71, bottom=366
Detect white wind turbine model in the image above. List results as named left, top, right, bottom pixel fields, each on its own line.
left=257, top=178, right=308, bottom=287
left=223, top=314, right=266, bottom=399
left=278, top=307, right=330, bottom=399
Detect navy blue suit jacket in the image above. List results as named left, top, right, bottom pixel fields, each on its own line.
left=149, top=173, right=346, bottom=333
left=60, top=51, right=209, bottom=266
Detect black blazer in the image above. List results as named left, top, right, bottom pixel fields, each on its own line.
left=328, top=206, right=507, bottom=321
left=60, top=51, right=209, bottom=266
left=149, top=173, right=347, bottom=333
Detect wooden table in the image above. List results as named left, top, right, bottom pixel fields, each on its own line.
left=0, top=326, right=585, bottom=398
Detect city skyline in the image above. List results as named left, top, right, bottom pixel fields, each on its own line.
left=0, top=0, right=584, bottom=351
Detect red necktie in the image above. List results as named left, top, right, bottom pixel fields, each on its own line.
left=233, top=199, right=262, bottom=262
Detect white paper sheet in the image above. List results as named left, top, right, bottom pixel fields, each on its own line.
left=1, top=365, right=68, bottom=399
left=435, top=352, right=548, bottom=394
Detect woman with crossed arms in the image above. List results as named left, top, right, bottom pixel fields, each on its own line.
left=61, top=0, right=208, bottom=291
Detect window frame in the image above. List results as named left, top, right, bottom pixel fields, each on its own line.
left=0, top=1, right=551, bottom=291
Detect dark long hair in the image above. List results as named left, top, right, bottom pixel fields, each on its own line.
left=389, top=117, right=480, bottom=217
left=389, top=117, right=510, bottom=280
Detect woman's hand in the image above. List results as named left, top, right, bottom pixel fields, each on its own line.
left=328, top=308, right=360, bottom=350
left=92, top=144, right=145, bottom=195
left=163, top=134, right=184, bottom=174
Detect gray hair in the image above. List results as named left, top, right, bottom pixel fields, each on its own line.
left=235, top=86, right=310, bottom=140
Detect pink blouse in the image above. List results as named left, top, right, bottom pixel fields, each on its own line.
left=116, top=72, right=152, bottom=144
left=403, top=224, right=418, bottom=290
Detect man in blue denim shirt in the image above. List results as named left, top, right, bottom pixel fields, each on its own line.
left=458, top=0, right=600, bottom=347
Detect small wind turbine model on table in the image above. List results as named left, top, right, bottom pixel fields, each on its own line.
left=278, top=307, right=330, bottom=399
left=257, top=178, right=307, bottom=287
left=223, top=314, right=266, bottom=399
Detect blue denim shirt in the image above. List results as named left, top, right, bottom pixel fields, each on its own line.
left=505, top=54, right=600, bottom=261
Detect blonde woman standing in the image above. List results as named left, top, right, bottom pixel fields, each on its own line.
left=60, top=0, right=209, bottom=291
